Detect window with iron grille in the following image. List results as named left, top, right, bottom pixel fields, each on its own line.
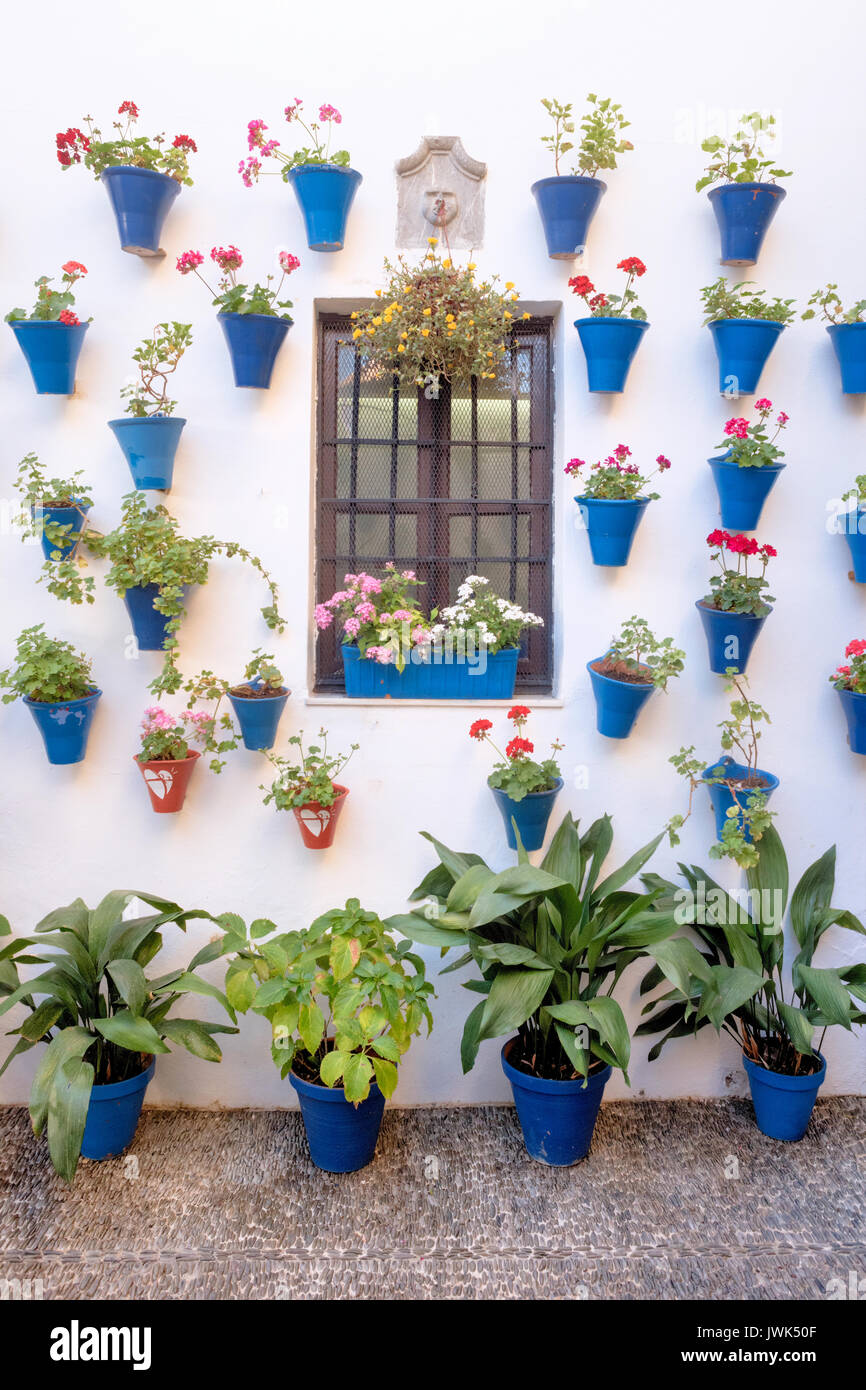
left=314, top=313, right=554, bottom=693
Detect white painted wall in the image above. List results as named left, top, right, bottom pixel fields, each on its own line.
left=1, top=0, right=864, bottom=1109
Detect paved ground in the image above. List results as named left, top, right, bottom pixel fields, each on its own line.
left=1, top=1098, right=864, bottom=1300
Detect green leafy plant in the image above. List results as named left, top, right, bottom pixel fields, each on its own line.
left=6, top=261, right=89, bottom=326
left=716, top=400, right=788, bottom=468
left=598, top=616, right=685, bottom=691
left=802, top=284, right=866, bottom=325
left=637, top=825, right=866, bottom=1076
left=240, top=100, right=349, bottom=184
left=703, top=529, right=776, bottom=615
left=541, top=94, right=633, bottom=177
left=136, top=705, right=210, bottom=763
left=565, top=442, right=671, bottom=499
left=696, top=112, right=791, bottom=192
left=56, top=101, right=197, bottom=183
left=386, top=813, right=668, bottom=1081
left=176, top=245, right=300, bottom=318
left=829, top=638, right=866, bottom=695
left=843, top=474, right=866, bottom=508
left=261, top=729, right=357, bottom=810
left=0, top=890, right=235, bottom=1180
left=221, top=900, right=434, bottom=1101
left=700, top=277, right=796, bottom=326
left=0, top=625, right=95, bottom=704
left=568, top=256, right=648, bottom=319
left=13, top=453, right=92, bottom=556
left=121, top=322, right=192, bottom=418
left=468, top=706, right=562, bottom=802
left=183, top=651, right=288, bottom=773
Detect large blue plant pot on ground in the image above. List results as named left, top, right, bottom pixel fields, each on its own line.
left=828, top=323, right=866, bottom=394
left=123, top=583, right=190, bottom=651
left=289, top=1069, right=385, bottom=1172
left=501, top=1040, right=611, bottom=1166
left=108, top=417, right=186, bottom=490
left=743, top=1052, right=825, bottom=1142
left=696, top=600, right=769, bottom=674
left=34, top=501, right=90, bottom=560
left=708, top=318, right=784, bottom=396
left=287, top=165, right=362, bottom=251
left=81, top=1059, right=155, bottom=1160
left=530, top=175, right=606, bottom=259
left=9, top=321, right=88, bottom=394
left=844, top=509, right=866, bottom=580
left=707, top=182, right=786, bottom=266
left=587, top=660, right=654, bottom=739
left=574, top=317, right=649, bottom=393
left=490, top=777, right=562, bottom=851
left=837, top=688, right=866, bottom=754
left=708, top=456, right=785, bottom=531
left=340, top=643, right=519, bottom=699
left=228, top=682, right=290, bottom=750
left=24, top=689, right=101, bottom=765
left=218, top=313, right=292, bottom=388
left=703, top=756, right=779, bottom=843
left=578, top=496, right=651, bottom=566
left=101, top=166, right=181, bottom=256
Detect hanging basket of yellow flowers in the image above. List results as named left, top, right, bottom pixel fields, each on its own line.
left=349, top=237, right=529, bottom=391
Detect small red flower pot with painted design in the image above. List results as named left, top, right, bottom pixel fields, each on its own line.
left=292, top=784, right=349, bottom=848
left=135, top=750, right=200, bottom=813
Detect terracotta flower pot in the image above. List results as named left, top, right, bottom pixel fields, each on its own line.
left=135, top=750, right=200, bottom=813
left=291, top=784, right=349, bottom=848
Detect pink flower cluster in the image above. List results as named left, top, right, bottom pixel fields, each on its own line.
left=211, top=244, right=243, bottom=273
left=141, top=705, right=176, bottom=733
left=238, top=156, right=261, bottom=187
left=318, top=104, right=341, bottom=124
left=177, top=249, right=204, bottom=275
left=279, top=251, right=301, bottom=273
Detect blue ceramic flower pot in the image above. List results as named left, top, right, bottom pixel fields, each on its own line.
left=34, top=501, right=90, bottom=560
left=101, top=166, right=181, bottom=256
left=707, top=182, right=787, bottom=266
left=837, top=687, right=866, bottom=754
left=123, top=583, right=190, bottom=651
left=289, top=1068, right=385, bottom=1172
left=9, top=320, right=88, bottom=394
left=708, top=318, right=784, bottom=396
left=228, top=682, right=290, bottom=750
left=218, top=313, right=292, bottom=388
left=696, top=600, right=769, bottom=674
left=828, top=322, right=866, bottom=394
left=587, top=660, right=655, bottom=739
left=288, top=164, right=362, bottom=252
left=490, top=777, right=562, bottom=851
left=81, top=1059, right=155, bottom=1160
left=703, top=756, right=779, bottom=842
left=530, top=175, right=606, bottom=259
left=577, top=496, right=651, bottom=566
left=743, top=1052, right=825, bottom=1142
left=24, top=689, right=101, bottom=765
left=108, top=416, right=186, bottom=490
left=574, top=317, right=649, bottom=393
left=844, top=509, right=866, bottom=581
left=501, top=1040, right=611, bottom=1166
left=340, top=643, right=519, bottom=699
left=708, top=456, right=785, bottom=531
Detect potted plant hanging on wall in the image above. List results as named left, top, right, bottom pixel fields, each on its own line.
left=639, top=826, right=866, bottom=1141
left=0, top=891, right=236, bottom=1179
left=56, top=101, right=197, bottom=256
left=184, top=651, right=290, bottom=758
left=134, top=705, right=207, bottom=813
left=588, top=616, right=685, bottom=739
left=177, top=245, right=299, bottom=388
left=0, top=625, right=101, bottom=765
left=701, top=278, right=795, bottom=396
left=839, top=475, right=866, bottom=581
left=222, top=902, right=433, bottom=1172
left=5, top=261, right=90, bottom=395
left=829, top=639, right=866, bottom=755
left=240, top=101, right=361, bottom=252
left=697, top=530, right=776, bottom=673
left=14, top=453, right=92, bottom=562
left=696, top=113, right=791, bottom=266
left=532, top=95, right=633, bottom=259
left=261, top=730, right=358, bottom=849
left=107, top=323, right=192, bottom=490
left=469, top=708, right=563, bottom=851
left=570, top=257, right=649, bottom=392
left=389, top=812, right=667, bottom=1165
left=802, top=284, right=866, bottom=394
left=567, top=444, right=671, bottom=566
left=709, top=400, right=788, bottom=531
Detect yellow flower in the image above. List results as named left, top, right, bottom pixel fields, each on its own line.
left=397, top=344, right=406, bottom=353
left=352, top=328, right=362, bottom=339
left=428, top=237, right=438, bottom=246
left=422, top=308, right=431, bottom=317
left=400, top=332, right=408, bottom=340
left=375, top=289, right=382, bottom=297
left=421, top=328, right=430, bottom=337
left=487, top=351, right=494, bottom=358
left=469, top=319, right=475, bottom=325
left=447, top=330, right=454, bottom=337
left=366, top=326, right=375, bottom=336
left=505, top=281, right=514, bottom=290
left=504, top=310, right=512, bottom=319
left=350, top=311, right=358, bottom=319
left=372, top=316, right=382, bottom=326
left=510, top=293, right=518, bottom=301
left=442, top=259, right=452, bottom=269
left=522, top=312, right=531, bottom=320
left=467, top=262, right=476, bottom=270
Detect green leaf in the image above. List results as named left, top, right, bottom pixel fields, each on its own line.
left=797, top=966, right=853, bottom=1029
left=370, top=1034, right=401, bottom=1062
left=460, top=999, right=487, bottom=1074
left=15, top=1000, right=65, bottom=1042
left=696, top=965, right=764, bottom=1031
left=371, top=1056, right=398, bottom=1097
left=343, top=1051, right=374, bottom=1102
left=745, top=823, right=788, bottom=931
left=446, top=863, right=495, bottom=912
left=475, top=943, right=553, bottom=970
left=320, top=1049, right=349, bottom=1087
left=29, top=1026, right=93, bottom=1135
left=790, top=846, right=835, bottom=952
left=647, top=938, right=713, bottom=998
left=298, top=1001, right=325, bottom=1055
left=776, top=1002, right=815, bottom=1056
left=47, top=1056, right=94, bottom=1183
left=478, top=967, right=554, bottom=1041
left=383, top=913, right=470, bottom=950
left=159, top=1017, right=233, bottom=1061
left=593, top=830, right=665, bottom=901
left=330, top=934, right=361, bottom=981
left=105, top=958, right=148, bottom=1015
left=226, top=962, right=258, bottom=1012
left=93, top=1012, right=170, bottom=1055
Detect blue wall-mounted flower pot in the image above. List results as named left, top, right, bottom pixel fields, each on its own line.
left=838, top=687, right=866, bottom=754
left=574, top=317, right=649, bottom=393
left=287, top=164, right=362, bottom=252
left=218, top=313, right=292, bottom=388
left=708, top=318, right=784, bottom=396
left=108, top=416, right=186, bottom=490
left=530, top=175, right=606, bottom=259
left=827, top=322, right=866, bottom=394
left=81, top=1058, right=155, bottom=1160
left=844, top=509, right=866, bottom=580
left=696, top=600, right=769, bottom=674
left=101, top=166, right=181, bottom=257
left=9, top=320, right=88, bottom=395
left=123, top=583, right=190, bottom=651
left=228, top=681, right=290, bottom=750
left=501, top=1039, right=611, bottom=1165
left=707, top=182, right=786, bottom=266
left=34, top=501, right=90, bottom=560
left=703, top=756, right=779, bottom=842
left=289, top=1067, right=385, bottom=1172
left=578, top=495, right=651, bottom=566
left=24, top=688, right=101, bottom=765
left=742, top=1052, right=825, bottom=1142
left=587, top=659, right=655, bottom=739
left=490, top=777, right=562, bottom=851
left=341, top=643, right=519, bottom=699
left=708, top=455, right=785, bottom=531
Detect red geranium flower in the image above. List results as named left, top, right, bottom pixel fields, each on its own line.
left=505, top=736, right=534, bottom=760
left=62, top=261, right=87, bottom=276
left=118, top=100, right=139, bottom=119
left=568, top=275, right=595, bottom=297
left=58, top=309, right=80, bottom=326
left=469, top=719, right=493, bottom=740
left=617, top=256, right=646, bottom=276
left=507, top=705, right=531, bottom=722
left=706, top=529, right=728, bottom=547
left=845, top=639, right=866, bottom=658
left=172, top=134, right=197, bottom=151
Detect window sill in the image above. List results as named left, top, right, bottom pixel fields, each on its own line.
left=305, top=695, right=563, bottom=708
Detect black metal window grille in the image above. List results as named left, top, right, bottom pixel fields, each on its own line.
left=315, top=313, right=554, bottom=692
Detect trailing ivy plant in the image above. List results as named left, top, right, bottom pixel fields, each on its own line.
left=802, top=284, right=866, bottom=325
left=540, top=94, right=633, bottom=177
left=696, top=112, right=792, bottom=192
left=121, top=323, right=192, bottom=418
left=261, top=729, right=358, bottom=810
left=0, top=625, right=95, bottom=704
left=183, top=651, right=288, bottom=772
left=700, top=278, right=796, bottom=327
